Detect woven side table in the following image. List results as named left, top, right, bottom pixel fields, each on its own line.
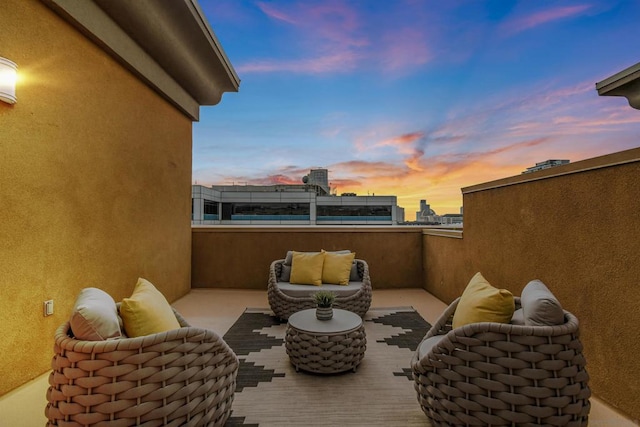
left=286, top=308, right=366, bottom=374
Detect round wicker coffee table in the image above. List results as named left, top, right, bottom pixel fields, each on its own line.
left=285, top=308, right=366, bottom=374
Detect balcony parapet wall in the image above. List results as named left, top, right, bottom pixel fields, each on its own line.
left=423, top=146, right=640, bottom=421
left=192, top=226, right=424, bottom=290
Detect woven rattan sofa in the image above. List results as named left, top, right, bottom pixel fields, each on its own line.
left=46, top=308, right=238, bottom=427
left=268, top=253, right=372, bottom=320
left=411, top=295, right=591, bottom=426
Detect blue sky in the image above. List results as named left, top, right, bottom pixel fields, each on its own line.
left=194, top=0, right=640, bottom=215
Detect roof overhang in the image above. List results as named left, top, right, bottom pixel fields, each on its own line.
left=596, top=61, right=640, bottom=110
left=42, top=0, right=240, bottom=121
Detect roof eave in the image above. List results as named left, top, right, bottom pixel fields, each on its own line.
left=42, top=0, right=240, bottom=121
left=596, top=61, right=640, bottom=110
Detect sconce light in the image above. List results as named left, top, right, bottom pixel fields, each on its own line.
left=0, top=57, right=18, bottom=105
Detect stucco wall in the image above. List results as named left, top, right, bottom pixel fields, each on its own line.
left=0, top=0, right=193, bottom=395
left=423, top=148, right=640, bottom=420
left=192, top=227, right=424, bottom=289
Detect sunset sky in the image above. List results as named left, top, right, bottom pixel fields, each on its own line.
left=194, top=0, right=640, bottom=216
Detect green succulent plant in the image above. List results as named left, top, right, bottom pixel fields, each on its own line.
left=312, top=290, right=336, bottom=308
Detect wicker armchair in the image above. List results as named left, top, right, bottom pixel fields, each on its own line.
left=268, top=258, right=372, bottom=320
left=46, top=308, right=238, bottom=427
left=411, top=297, right=590, bottom=427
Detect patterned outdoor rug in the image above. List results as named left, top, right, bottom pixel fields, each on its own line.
left=223, top=307, right=432, bottom=426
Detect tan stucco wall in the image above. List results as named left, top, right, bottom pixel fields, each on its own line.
left=192, top=227, right=424, bottom=289
left=423, top=148, right=640, bottom=420
left=0, top=0, right=193, bottom=395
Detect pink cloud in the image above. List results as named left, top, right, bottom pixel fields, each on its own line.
left=256, top=2, right=298, bottom=25
left=501, top=5, right=592, bottom=35
left=243, top=1, right=433, bottom=75
left=256, top=1, right=365, bottom=47
left=237, top=51, right=360, bottom=74
left=379, top=28, right=432, bottom=72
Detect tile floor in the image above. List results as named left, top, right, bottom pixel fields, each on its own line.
left=0, top=289, right=636, bottom=426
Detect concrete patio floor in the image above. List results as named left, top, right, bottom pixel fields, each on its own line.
left=0, top=289, right=635, bottom=426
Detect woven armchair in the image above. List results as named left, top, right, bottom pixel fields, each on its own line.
left=46, top=308, right=238, bottom=427
left=268, top=258, right=372, bottom=320
left=411, top=297, right=590, bottom=427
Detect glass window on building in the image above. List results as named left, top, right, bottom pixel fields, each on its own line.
left=223, top=203, right=311, bottom=220
left=204, top=199, right=218, bottom=220
left=317, top=205, right=392, bottom=221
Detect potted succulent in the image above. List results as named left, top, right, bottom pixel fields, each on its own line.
left=312, top=290, right=336, bottom=320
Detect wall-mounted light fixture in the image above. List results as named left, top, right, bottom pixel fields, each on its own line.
left=0, top=57, right=18, bottom=105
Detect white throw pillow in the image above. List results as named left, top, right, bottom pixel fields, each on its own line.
left=70, top=287, right=122, bottom=341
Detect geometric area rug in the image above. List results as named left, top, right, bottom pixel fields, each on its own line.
left=222, top=307, right=432, bottom=426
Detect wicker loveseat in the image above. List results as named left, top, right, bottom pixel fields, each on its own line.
left=268, top=253, right=372, bottom=320
left=46, top=308, right=238, bottom=427
left=411, top=295, right=591, bottom=426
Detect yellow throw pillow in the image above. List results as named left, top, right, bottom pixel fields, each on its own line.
left=290, top=251, right=325, bottom=286
left=452, top=272, right=515, bottom=329
left=120, top=278, right=181, bottom=337
left=322, top=251, right=355, bottom=285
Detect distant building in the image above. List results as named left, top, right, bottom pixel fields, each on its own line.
left=522, top=159, right=570, bottom=174
left=395, top=206, right=405, bottom=223
left=305, top=168, right=330, bottom=194
left=193, top=169, right=400, bottom=225
left=440, top=213, right=463, bottom=225
left=402, top=198, right=463, bottom=226
left=415, top=199, right=437, bottom=223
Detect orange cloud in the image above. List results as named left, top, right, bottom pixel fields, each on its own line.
left=377, top=131, right=424, bottom=147
left=194, top=73, right=640, bottom=216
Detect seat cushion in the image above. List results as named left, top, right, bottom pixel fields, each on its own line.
left=417, top=335, right=446, bottom=359
left=452, top=272, right=515, bottom=329
left=521, top=280, right=564, bottom=326
left=511, top=308, right=525, bottom=325
left=277, top=281, right=363, bottom=298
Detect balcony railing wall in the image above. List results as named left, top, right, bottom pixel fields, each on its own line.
left=423, top=147, right=640, bottom=421
left=192, top=227, right=424, bottom=289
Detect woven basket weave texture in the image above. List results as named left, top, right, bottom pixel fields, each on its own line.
left=46, top=308, right=238, bottom=427
left=267, top=258, right=372, bottom=320
left=286, top=325, right=366, bottom=374
left=411, top=297, right=591, bottom=427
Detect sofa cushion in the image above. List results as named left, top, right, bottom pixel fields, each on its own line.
left=322, top=251, right=355, bottom=285
left=452, top=272, right=515, bottom=329
left=283, top=250, right=294, bottom=266
left=281, top=264, right=292, bottom=282
left=417, top=334, right=446, bottom=359
left=290, top=251, right=325, bottom=286
left=120, top=278, right=181, bottom=338
left=282, top=250, right=359, bottom=283
left=511, top=308, right=525, bottom=325
left=70, top=287, right=122, bottom=341
left=322, top=250, right=360, bottom=282
left=350, top=262, right=360, bottom=281
left=521, top=280, right=564, bottom=326
left=277, top=281, right=363, bottom=298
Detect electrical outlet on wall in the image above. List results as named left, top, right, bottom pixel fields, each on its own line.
left=44, top=300, right=54, bottom=316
